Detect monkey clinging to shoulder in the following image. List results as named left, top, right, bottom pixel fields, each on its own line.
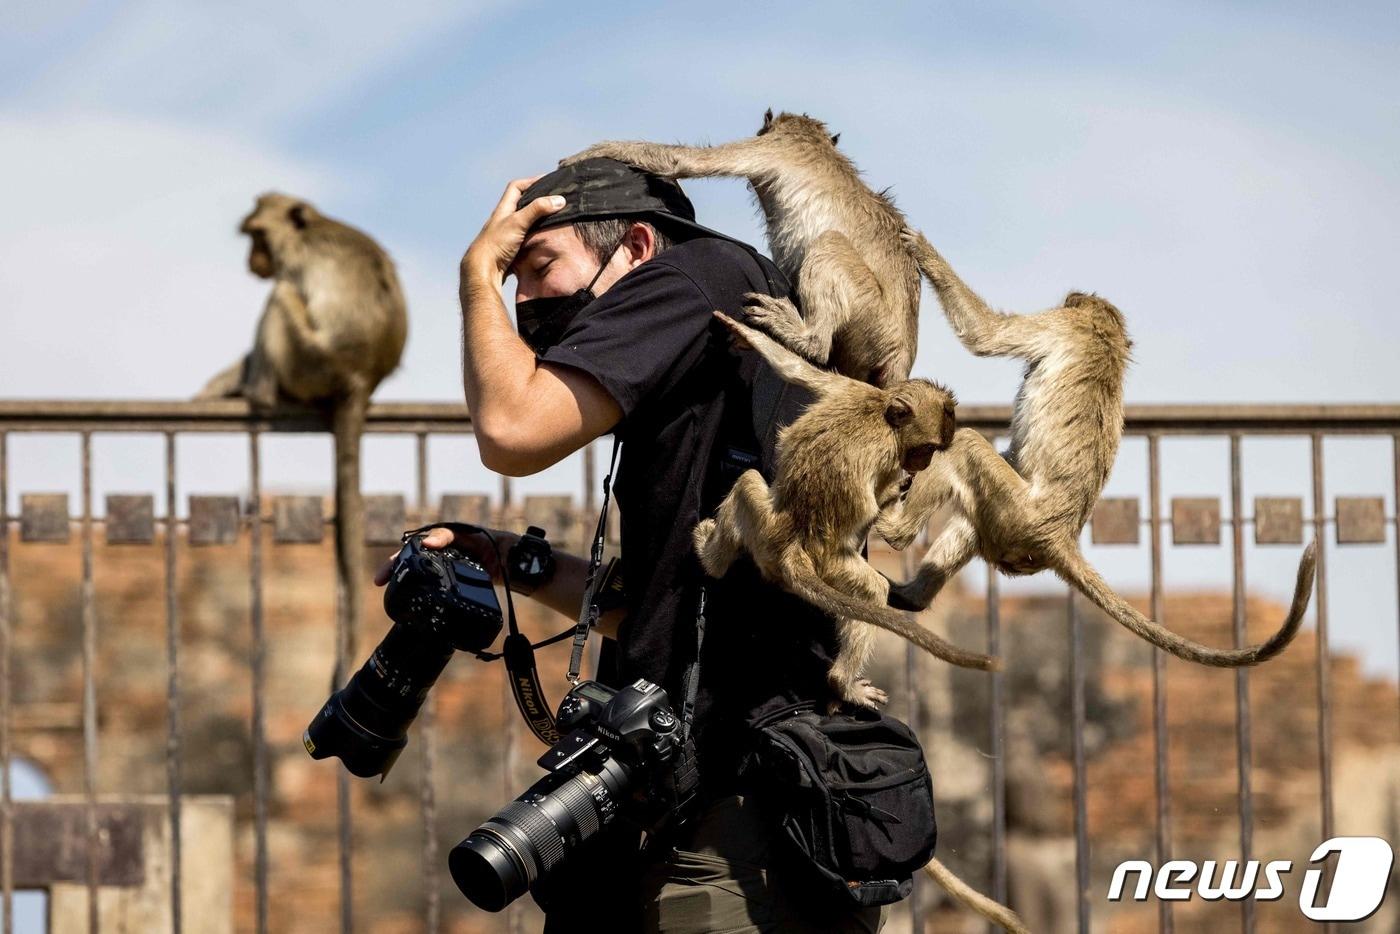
left=563, top=110, right=920, bottom=388
left=197, top=193, right=407, bottom=671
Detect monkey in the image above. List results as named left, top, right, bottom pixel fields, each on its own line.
left=693, top=309, right=997, bottom=714
left=197, top=193, right=408, bottom=679
left=880, top=228, right=1317, bottom=668
left=562, top=109, right=921, bottom=388
left=694, top=317, right=1024, bottom=932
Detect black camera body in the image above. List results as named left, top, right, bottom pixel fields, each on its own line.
left=449, top=678, right=698, bottom=912
left=382, top=535, right=504, bottom=652
left=546, top=678, right=694, bottom=825
left=304, top=532, right=504, bottom=779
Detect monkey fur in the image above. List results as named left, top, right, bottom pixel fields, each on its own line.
left=882, top=228, right=1317, bottom=669
left=694, top=309, right=997, bottom=713
left=564, top=110, right=920, bottom=388
left=197, top=193, right=408, bottom=679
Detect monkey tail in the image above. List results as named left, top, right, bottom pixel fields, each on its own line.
left=924, top=858, right=1029, bottom=934
left=331, top=385, right=370, bottom=687
left=1052, top=539, right=1317, bottom=668
left=777, top=546, right=999, bottom=671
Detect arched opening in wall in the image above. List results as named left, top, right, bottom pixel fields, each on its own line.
left=5, top=758, right=53, bottom=934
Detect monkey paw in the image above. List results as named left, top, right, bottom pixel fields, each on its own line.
left=741, top=293, right=818, bottom=360
left=886, top=580, right=927, bottom=612
left=693, top=517, right=717, bottom=552
left=849, top=679, right=890, bottom=710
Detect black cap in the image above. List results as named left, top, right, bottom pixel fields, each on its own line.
left=518, top=157, right=736, bottom=243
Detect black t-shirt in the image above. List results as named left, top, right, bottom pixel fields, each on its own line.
left=537, top=236, right=841, bottom=795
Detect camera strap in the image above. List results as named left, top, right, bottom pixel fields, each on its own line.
left=567, top=436, right=622, bottom=684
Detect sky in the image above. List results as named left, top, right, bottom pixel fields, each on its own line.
left=1, top=1, right=1399, bottom=687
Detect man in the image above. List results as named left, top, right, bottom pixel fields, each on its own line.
left=378, top=159, right=884, bottom=932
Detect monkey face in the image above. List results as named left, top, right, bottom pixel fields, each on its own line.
left=239, top=192, right=315, bottom=280
left=885, top=379, right=957, bottom=474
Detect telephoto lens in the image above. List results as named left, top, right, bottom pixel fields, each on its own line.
left=304, top=534, right=503, bottom=779
left=449, top=755, right=631, bottom=911
left=303, top=625, right=454, bottom=779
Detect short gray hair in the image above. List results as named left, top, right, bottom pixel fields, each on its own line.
left=574, top=217, right=676, bottom=263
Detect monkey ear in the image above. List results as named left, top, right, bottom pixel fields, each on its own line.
left=288, top=204, right=310, bottom=230
left=830, top=132, right=840, bottom=146
left=884, top=395, right=914, bottom=429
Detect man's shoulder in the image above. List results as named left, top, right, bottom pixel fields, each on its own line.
left=648, top=236, right=779, bottom=302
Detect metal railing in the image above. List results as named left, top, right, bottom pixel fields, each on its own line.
left=0, top=399, right=1397, bottom=934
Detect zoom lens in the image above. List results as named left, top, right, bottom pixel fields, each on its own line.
left=303, top=621, right=454, bottom=778
left=449, top=757, right=631, bottom=911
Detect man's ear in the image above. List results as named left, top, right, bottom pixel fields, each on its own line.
left=623, top=222, right=657, bottom=267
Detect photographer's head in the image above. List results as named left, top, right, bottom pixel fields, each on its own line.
left=509, top=158, right=718, bottom=353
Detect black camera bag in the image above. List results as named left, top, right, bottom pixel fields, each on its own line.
left=741, top=702, right=937, bottom=908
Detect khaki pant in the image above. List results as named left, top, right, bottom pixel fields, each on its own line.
left=639, top=795, right=887, bottom=934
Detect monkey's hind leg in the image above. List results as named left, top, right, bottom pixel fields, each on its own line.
left=748, top=231, right=881, bottom=375
left=695, top=470, right=787, bottom=581
left=875, top=454, right=958, bottom=551
left=887, top=512, right=979, bottom=611
left=888, top=428, right=1037, bottom=610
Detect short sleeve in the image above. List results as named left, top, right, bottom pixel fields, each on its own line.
left=536, top=256, right=718, bottom=422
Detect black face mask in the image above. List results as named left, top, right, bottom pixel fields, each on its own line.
left=515, top=239, right=623, bottom=354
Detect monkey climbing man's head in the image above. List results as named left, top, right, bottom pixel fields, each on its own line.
left=884, top=379, right=957, bottom=475
left=239, top=192, right=317, bottom=279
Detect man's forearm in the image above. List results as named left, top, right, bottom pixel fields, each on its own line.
left=459, top=262, right=537, bottom=437
left=514, top=547, right=623, bottom=640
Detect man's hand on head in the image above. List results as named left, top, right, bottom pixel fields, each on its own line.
left=462, top=176, right=565, bottom=283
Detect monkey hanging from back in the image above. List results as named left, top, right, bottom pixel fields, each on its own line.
left=197, top=193, right=408, bottom=677
left=879, top=228, right=1317, bottom=668
left=563, top=109, right=921, bottom=388
left=694, top=309, right=997, bottom=714
left=695, top=310, right=1026, bottom=933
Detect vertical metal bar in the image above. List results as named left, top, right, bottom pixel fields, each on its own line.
left=901, top=547, right=924, bottom=934
left=0, top=432, right=11, bottom=934
left=1393, top=434, right=1400, bottom=735
left=1229, top=436, right=1255, bottom=934
left=337, top=600, right=353, bottom=933
left=987, top=562, right=1008, bottom=918
left=415, top=433, right=440, bottom=934
left=164, top=433, right=183, bottom=934
left=1068, top=591, right=1089, bottom=934
left=1147, top=434, right=1172, bottom=934
left=499, top=475, right=513, bottom=524
left=1310, top=434, right=1335, bottom=932
left=81, top=431, right=99, bottom=934
left=415, top=433, right=430, bottom=526
left=249, top=431, right=270, bottom=934
left=583, top=439, right=597, bottom=517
